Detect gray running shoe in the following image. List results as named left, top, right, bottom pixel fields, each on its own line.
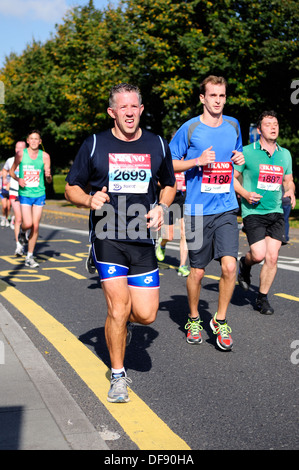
left=107, top=373, right=132, bottom=403
left=18, top=229, right=27, bottom=246
left=15, top=243, right=25, bottom=257
left=25, top=256, right=39, bottom=268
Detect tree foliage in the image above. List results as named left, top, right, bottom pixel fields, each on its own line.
left=0, top=0, right=298, bottom=182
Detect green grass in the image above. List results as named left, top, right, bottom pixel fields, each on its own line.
left=53, top=174, right=66, bottom=197
left=289, top=200, right=299, bottom=228
left=52, top=174, right=299, bottom=226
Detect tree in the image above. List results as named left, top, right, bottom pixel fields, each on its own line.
left=0, top=0, right=298, bottom=186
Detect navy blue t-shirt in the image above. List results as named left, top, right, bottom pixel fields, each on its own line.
left=66, top=129, right=175, bottom=243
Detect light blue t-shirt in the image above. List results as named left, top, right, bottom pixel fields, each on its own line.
left=170, top=115, right=243, bottom=216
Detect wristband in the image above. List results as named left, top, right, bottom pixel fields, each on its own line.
left=158, top=203, right=169, bottom=214
left=195, top=158, right=201, bottom=168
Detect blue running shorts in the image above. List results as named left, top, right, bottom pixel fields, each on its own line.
left=92, top=239, right=160, bottom=289
left=19, top=195, right=46, bottom=206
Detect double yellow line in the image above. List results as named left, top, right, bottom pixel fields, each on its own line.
left=0, top=279, right=190, bottom=450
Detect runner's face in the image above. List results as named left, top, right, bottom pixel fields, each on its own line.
left=108, top=92, right=144, bottom=141
left=258, top=116, right=279, bottom=141
left=27, top=133, right=41, bottom=150
left=200, top=83, right=226, bottom=117
left=15, top=141, right=26, bottom=153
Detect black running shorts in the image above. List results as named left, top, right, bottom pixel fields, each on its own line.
left=242, top=213, right=286, bottom=246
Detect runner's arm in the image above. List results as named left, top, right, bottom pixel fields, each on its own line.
left=159, top=183, right=177, bottom=209
left=283, top=174, right=296, bottom=209
left=146, top=184, right=177, bottom=231
left=172, top=146, right=216, bottom=172
left=65, top=183, right=110, bottom=209
left=9, top=151, right=24, bottom=186
left=43, top=152, right=52, bottom=184
left=234, top=169, right=262, bottom=205
left=2, top=167, right=9, bottom=189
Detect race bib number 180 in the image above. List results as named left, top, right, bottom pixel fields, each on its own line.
left=108, top=153, right=152, bottom=193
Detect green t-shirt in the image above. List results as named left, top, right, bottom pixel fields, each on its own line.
left=19, top=148, right=46, bottom=197
left=235, top=140, right=292, bottom=218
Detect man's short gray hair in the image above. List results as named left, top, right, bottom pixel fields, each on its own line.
left=109, top=83, right=142, bottom=108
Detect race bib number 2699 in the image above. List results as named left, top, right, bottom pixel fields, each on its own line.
left=108, top=153, right=151, bottom=193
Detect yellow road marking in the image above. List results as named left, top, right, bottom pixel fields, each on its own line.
left=0, top=270, right=50, bottom=282
left=0, top=279, right=190, bottom=450
left=38, top=253, right=83, bottom=263
left=275, top=293, right=299, bottom=302
left=158, top=261, right=177, bottom=270
left=36, top=239, right=82, bottom=244
left=43, top=209, right=88, bottom=220
left=42, top=267, right=87, bottom=280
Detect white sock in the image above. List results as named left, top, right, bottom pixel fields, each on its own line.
left=111, top=367, right=126, bottom=377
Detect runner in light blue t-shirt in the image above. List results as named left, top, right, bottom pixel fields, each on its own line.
left=170, top=114, right=242, bottom=215
left=169, top=75, right=245, bottom=351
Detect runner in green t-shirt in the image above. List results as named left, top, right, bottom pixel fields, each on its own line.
left=9, top=130, right=52, bottom=268
left=234, top=111, right=296, bottom=315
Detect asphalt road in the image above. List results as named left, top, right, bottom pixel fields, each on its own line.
left=0, top=205, right=298, bottom=451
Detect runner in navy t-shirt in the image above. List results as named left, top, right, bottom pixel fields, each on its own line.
left=65, top=83, right=176, bottom=403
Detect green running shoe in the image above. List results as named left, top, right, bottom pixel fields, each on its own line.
left=185, top=316, right=203, bottom=344
left=210, top=313, right=233, bottom=351
left=155, top=239, right=166, bottom=261
left=178, top=265, right=190, bottom=277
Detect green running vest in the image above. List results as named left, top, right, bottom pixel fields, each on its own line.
left=19, top=148, right=45, bottom=197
